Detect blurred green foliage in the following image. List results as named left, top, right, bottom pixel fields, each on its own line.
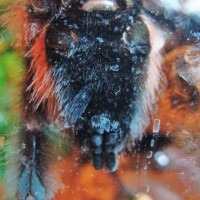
left=0, top=3, right=69, bottom=182
left=0, top=4, right=23, bottom=178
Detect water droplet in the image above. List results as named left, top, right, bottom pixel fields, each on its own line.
left=115, top=14, right=121, bottom=19
left=109, top=65, right=120, bottom=72
left=103, top=19, right=109, bottom=25
left=97, top=37, right=104, bottom=43
left=145, top=184, right=150, bottom=193
left=21, top=143, right=26, bottom=149
left=136, top=69, right=142, bottom=75
left=116, top=58, right=120, bottom=62
left=144, top=163, right=148, bottom=170
left=128, top=16, right=134, bottom=23
left=30, top=23, right=37, bottom=33
left=146, top=151, right=153, bottom=159
left=150, top=139, right=155, bottom=148
left=153, top=119, right=160, bottom=133
left=154, top=151, right=170, bottom=167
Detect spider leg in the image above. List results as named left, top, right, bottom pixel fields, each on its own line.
left=18, top=128, right=47, bottom=200
left=91, top=133, right=104, bottom=170
left=76, top=120, right=125, bottom=172
left=104, top=132, right=119, bottom=171
left=91, top=131, right=121, bottom=171
left=16, top=107, right=58, bottom=200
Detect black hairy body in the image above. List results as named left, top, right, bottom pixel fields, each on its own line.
left=1, top=0, right=200, bottom=199
left=46, top=8, right=150, bottom=170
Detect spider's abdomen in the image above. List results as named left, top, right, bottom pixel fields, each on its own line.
left=45, top=8, right=150, bottom=170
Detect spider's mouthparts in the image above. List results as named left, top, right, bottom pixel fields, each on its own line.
left=81, top=0, right=120, bottom=11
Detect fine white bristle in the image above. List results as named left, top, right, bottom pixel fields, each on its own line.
left=130, top=14, right=167, bottom=140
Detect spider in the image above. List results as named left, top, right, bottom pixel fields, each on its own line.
left=1, top=0, right=200, bottom=199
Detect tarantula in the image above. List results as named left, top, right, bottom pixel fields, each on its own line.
left=1, top=0, right=199, bottom=199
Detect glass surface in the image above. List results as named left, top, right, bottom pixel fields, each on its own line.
left=0, top=1, right=200, bottom=200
